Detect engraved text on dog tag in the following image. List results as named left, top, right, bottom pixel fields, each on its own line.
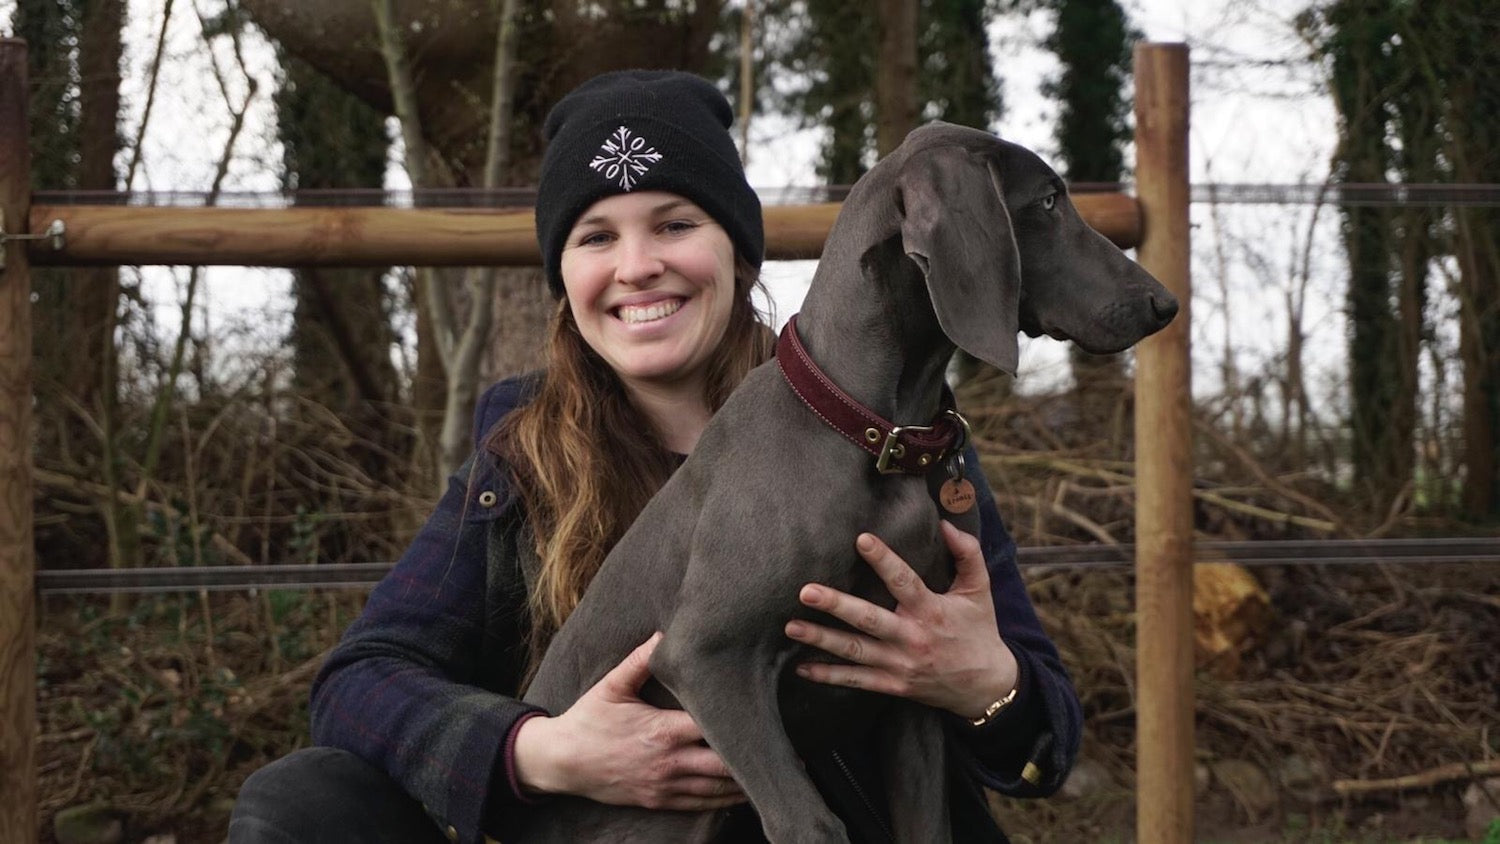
left=939, top=478, right=975, bottom=514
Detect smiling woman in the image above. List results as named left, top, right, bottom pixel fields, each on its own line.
left=560, top=192, right=738, bottom=429
left=228, top=69, right=780, bottom=843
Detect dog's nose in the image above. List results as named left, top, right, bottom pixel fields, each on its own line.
left=1150, top=293, right=1180, bottom=324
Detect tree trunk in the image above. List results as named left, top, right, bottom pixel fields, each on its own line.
left=17, top=0, right=124, bottom=569
left=73, top=0, right=124, bottom=435
left=874, top=0, right=917, bottom=157
left=1426, top=0, right=1500, bottom=520
left=1455, top=210, right=1500, bottom=518
left=1321, top=0, right=1410, bottom=512
left=279, top=55, right=400, bottom=404
left=1046, top=0, right=1136, bottom=428
left=20, top=0, right=123, bottom=466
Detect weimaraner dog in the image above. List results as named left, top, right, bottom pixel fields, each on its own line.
left=515, top=122, right=1177, bottom=842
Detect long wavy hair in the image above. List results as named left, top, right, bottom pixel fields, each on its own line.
left=489, top=254, right=774, bottom=674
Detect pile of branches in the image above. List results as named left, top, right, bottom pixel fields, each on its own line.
left=37, top=592, right=342, bottom=842
left=962, top=381, right=1498, bottom=838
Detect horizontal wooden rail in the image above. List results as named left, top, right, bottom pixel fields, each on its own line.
left=27, top=193, right=1141, bottom=268
left=34, top=538, right=1499, bottom=594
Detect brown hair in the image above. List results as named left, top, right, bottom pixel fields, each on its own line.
left=489, top=255, right=774, bottom=672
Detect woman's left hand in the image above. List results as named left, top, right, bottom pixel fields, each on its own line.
left=784, top=521, right=1019, bottom=720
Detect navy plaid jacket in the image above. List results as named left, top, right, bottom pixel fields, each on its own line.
left=309, top=375, right=1082, bottom=844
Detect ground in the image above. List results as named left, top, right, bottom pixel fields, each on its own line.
left=34, top=551, right=1497, bottom=843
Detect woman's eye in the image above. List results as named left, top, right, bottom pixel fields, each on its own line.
left=662, top=220, right=698, bottom=234
left=579, top=231, right=612, bottom=247
left=1041, top=193, right=1057, bottom=211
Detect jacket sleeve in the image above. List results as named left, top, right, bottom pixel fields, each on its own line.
left=309, top=377, right=544, bottom=844
left=944, top=444, right=1082, bottom=798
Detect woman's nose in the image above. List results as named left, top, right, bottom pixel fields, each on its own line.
left=613, top=236, right=665, bottom=286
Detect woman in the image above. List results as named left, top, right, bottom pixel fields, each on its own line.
left=230, top=70, right=1080, bottom=844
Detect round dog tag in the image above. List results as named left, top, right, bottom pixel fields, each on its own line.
left=939, top=478, right=975, bottom=514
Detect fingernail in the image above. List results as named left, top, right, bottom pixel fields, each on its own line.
left=786, top=621, right=806, bottom=638
left=801, top=585, right=823, bottom=605
left=857, top=533, right=877, bottom=553
left=795, top=664, right=812, bottom=678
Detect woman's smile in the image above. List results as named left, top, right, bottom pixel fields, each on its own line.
left=614, top=296, right=685, bottom=325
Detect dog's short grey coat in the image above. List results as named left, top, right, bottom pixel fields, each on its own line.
left=516, top=122, right=1177, bottom=842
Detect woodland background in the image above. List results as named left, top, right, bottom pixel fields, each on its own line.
left=4, top=0, right=1499, bottom=841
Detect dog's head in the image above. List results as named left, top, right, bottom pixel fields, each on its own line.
left=893, top=122, right=1178, bottom=374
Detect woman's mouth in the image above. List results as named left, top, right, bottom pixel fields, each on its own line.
left=616, top=298, right=684, bottom=325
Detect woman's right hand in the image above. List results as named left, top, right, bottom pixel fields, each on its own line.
left=511, top=632, right=747, bottom=811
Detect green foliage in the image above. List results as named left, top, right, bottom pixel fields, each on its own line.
left=1299, top=0, right=1500, bottom=516
left=274, top=52, right=388, bottom=192
left=764, top=0, right=1003, bottom=184
left=12, top=0, right=82, bottom=189
left=1041, top=0, right=1136, bottom=183
left=919, top=0, right=1003, bottom=130
left=265, top=589, right=316, bottom=662
left=1300, top=1, right=1418, bottom=508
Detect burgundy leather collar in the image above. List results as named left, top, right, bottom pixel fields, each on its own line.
left=775, top=314, right=970, bottom=475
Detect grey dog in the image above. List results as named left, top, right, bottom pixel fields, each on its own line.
left=516, top=122, right=1177, bottom=842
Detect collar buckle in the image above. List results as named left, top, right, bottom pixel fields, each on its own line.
left=876, top=424, right=927, bottom=474
left=873, top=410, right=972, bottom=475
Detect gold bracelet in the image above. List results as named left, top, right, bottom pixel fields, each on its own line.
left=968, top=684, right=1019, bottom=727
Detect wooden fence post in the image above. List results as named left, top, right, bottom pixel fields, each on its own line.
left=0, top=36, right=38, bottom=844
left=1133, top=42, right=1194, bottom=844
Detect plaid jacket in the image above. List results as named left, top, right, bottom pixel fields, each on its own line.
left=309, top=375, right=1082, bottom=844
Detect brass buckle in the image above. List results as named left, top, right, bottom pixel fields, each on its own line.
left=874, top=409, right=972, bottom=475
left=876, top=424, right=926, bottom=474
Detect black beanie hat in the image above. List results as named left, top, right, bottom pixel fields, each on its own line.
left=535, top=70, right=765, bottom=297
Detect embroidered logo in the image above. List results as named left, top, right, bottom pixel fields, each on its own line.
left=589, top=126, right=663, bottom=190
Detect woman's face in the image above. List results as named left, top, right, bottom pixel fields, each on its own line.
left=560, top=191, right=736, bottom=397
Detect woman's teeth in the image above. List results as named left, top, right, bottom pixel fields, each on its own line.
left=618, top=299, right=683, bottom=324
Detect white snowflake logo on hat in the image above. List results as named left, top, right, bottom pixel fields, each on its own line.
left=589, top=126, right=663, bottom=191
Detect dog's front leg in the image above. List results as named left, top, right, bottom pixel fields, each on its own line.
left=881, top=703, right=951, bottom=842
left=651, top=629, right=850, bottom=844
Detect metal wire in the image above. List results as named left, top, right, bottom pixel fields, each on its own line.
left=34, top=538, right=1499, bottom=595
left=31, top=183, right=1500, bottom=209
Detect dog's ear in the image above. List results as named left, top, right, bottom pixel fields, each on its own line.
left=897, top=146, right=1022, bottom=374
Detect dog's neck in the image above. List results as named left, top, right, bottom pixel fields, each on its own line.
left=793, top=236, right=955, bottom=426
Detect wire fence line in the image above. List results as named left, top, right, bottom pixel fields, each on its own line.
left=30, top=183, right=1500, bottom=209
left=34, top=538, right=1498, bottom=595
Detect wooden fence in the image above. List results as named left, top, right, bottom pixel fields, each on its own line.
left=0, top=39, right=1192, bottom=842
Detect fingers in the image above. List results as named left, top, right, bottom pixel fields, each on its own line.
left=793, top=659, right=906, bottom=698
left=791, top=531, right=922, bottom=643
left=855, top=532, right=932, bottom=608
left=940, top=521, right=989, bottom=589
left=647, top=777, right=747, bottom=811
left=672, top=775, right=746, bottom=800
left=644, top=748, right=745, bottom=811
left=785, top=615, right=896, bottom=667
left=598, top=631, right=662, bottom=700
left=669, top=745, right=736, bottom=781
left=795, top=582, right=903, bottom=643
left=643, top=709, right=707, bottom=750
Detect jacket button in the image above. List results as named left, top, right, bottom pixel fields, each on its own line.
left=1022, top=761, right=1042, bottom=785
left=478, top=490, right=498, bottom=508
left=445, top=824, right=459, bottom=841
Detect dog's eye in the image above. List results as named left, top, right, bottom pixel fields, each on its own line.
left=1041, top=193, right=1057, bottom=211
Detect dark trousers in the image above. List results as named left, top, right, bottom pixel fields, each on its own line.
left=229, top=747, right=448, bottom=843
